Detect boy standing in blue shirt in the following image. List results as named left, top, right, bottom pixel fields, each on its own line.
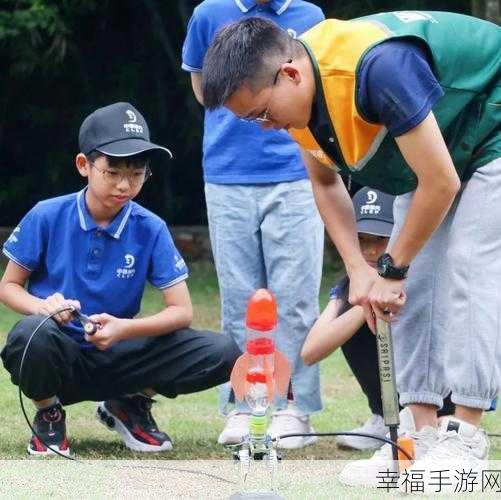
left=0, top=102, right=240, bottom=456
left=182, top=0, right=325, bottom=450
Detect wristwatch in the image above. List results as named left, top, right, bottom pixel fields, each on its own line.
left=377, top=253, right=409, bottom=280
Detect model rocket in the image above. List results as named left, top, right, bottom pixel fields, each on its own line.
left=227, top=290, right=291, bottom=495
left=230, top=289, right=291, bottom=416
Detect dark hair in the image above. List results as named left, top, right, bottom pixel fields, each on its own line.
left=87, top=150, right=151, bottom=169
left=202, top=17, right=295, bottom=110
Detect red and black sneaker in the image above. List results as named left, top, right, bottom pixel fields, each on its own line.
left=96, top=395, right=172, bottom=452
left=28, top=403, right=70, bottom=456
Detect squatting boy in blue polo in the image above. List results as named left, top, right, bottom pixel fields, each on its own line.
left=0, top=102, right=240, bottom=456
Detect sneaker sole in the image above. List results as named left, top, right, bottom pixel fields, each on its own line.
left=217, top=435, right=245, bottom=445
left=27, top=444, right=71, bottom=457
left=96, top=402, right=173, bottom=453
left=217, top=431, right=249, bottom=445
left=276, top=433, right=318, bottom=450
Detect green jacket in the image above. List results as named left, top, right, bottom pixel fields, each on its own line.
left=290, top=11, right=500, bottom=194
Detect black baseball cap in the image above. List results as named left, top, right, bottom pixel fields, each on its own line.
left=353, top=187, right=395, bottom=237
left=78, top=102, right=172, bottom=158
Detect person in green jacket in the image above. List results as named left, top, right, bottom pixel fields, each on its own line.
left=201, top=11, right=500, bottom=491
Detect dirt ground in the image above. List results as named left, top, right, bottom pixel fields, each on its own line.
left=2, top=459, right=501, bottom=499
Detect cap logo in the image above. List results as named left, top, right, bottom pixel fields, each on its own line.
left=360, top=190, right=381, bottom=215
left=366, top=191, right=378, bottom=204
left=126, top=110, right=137, bottom=123
left=123, top=109, right=143, bottom=134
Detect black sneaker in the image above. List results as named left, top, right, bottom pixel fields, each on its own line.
left=28, top=403, right=70, bottom=456
left=96, top=395, right=172, bottom=452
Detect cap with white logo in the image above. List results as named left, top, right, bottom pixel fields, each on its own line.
left=78, top=102, right=172, bottom=158
left=353, top=187, right=395, bottom=237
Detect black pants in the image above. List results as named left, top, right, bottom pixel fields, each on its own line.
left=1, top=315, right=241, bottom=406
left=342, top=323, right=455, bottom=417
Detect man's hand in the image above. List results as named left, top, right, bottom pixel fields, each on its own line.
left=85, top=313, right=128, bottom=351
left=347, top=262, right=379, bottom=332
left=37, top=293, right=81, bottom=325
left=368, top=276, right=407, bottom=324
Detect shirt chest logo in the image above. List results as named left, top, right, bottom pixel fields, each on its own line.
left=116, top=253, right=136, bottom=279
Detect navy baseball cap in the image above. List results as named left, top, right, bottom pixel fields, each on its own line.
left=78, top=102, right=172, bottom=158
left=353, top=187, right=395, bottom=237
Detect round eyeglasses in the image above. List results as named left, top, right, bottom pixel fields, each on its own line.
left=90, top=163, right=152, bottom=187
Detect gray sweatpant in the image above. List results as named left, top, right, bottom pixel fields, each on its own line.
left=390, top=157, right=501, bottom=411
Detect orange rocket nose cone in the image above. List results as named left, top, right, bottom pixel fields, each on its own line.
left=245, top=289, right=277, bottom=331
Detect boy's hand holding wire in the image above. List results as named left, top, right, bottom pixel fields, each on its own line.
left=36, top=293, right=81, bottom=326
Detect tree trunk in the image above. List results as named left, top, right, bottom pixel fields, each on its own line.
left=472, top=0, right=501, bottom=24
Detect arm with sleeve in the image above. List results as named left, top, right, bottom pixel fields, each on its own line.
left=148, top=223, right=189, bottom=290
left=3, top=204, right=46, bottom=272
left=181, top=6, right=212, bottom=73
left=357, top=39, right=445, bottom=137
left=357, top=39, right=458, bottom=271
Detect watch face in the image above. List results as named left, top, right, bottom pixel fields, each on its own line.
left=377, top=254, right=391, bottom=275
left=377, top=253, right=407, bottom=279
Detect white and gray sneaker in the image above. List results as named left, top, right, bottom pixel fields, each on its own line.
left=337, top=414, right=389, bottom=451
left=398, top=416, right=489, bottom=494
left=338, top=407, right=439, bottom=487
left=268, top=404, right=317, bottom=449
left=217, top=410, right=251, bottom=445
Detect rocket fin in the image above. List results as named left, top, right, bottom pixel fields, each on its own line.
left=229, top=353, right=249, bottom=401
left=273, top=351, right=292, bottom=397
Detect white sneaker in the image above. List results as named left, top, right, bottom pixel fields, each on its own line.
left=338, top=407, right=439, bottom=487
left=398, top=416, right=489, bottom=494
left=268, top=404, right=317, bottom=450
left=336, top=414, right=389, bottom=451
left=217, top=410, right=251, bottom=445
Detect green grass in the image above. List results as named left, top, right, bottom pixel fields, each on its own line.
left=0, top=260, right=499, bottom=462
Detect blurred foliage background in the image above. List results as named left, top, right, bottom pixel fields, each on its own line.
left=0, top=0, right=497, bottom=226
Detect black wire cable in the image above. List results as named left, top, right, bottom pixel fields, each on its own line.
left=17, top=308, right=236, bottom=484
left=228, top=432, right=414, bottom=461
left=18, top=307, right=77, bottom=460
left=20, top=313, right=415, bottom=466
left=275, top=432, right=414, bottom=460
left=18, top=312, right=501, bottom=467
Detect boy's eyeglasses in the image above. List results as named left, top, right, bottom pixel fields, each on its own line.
left=89, top=163, right=152, bottom=187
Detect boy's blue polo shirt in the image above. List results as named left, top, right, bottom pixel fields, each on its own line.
left=182, top=0, right=324, bottom=184
left=3, top=190, right=188, bottom=348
